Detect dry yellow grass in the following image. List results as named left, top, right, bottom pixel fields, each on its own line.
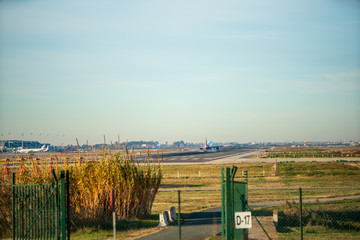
left=0, top=148, right=163, bottom=232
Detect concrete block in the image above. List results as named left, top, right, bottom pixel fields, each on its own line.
left=170, top=206, right=177, bottom=220
left=158, top=212, right=170, bottom=227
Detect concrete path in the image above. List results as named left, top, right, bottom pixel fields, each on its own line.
left=136, top=195, right=360, bottom=240
left=135, top=206, right=278, bottom=240
left=136, top=208, right=222, bottom=240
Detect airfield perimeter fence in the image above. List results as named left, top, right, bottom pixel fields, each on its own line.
left=1, top=185, right=360, bottom=239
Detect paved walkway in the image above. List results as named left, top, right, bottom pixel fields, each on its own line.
left=136, top=195, right=360, bottom=240
left=136, top=208, right=222, bottom=240
left=135, top=206, right=277, bottom=240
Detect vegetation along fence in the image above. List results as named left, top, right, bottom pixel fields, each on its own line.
left=0, top=149, right=162, bottom=239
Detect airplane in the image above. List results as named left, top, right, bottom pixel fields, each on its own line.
left=52, top=145, right=72, bottom=153
left=200, top=138, right=223, bottom=152
left=17, top=145, right=48, bottom=153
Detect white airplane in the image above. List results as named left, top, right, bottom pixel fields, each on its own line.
left=200, top=138, right=223, bottom=152
left=17, top=145, right=48, bottom=153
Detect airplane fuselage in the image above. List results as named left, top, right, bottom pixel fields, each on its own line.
left=17, top=145, right=47, bottom=153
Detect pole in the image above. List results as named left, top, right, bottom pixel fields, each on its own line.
left=60, top=171, right=66, bottom=240
left=225, top=168, right=231, bottom=240
left=12, top=173, right=15, bottom=239
left=178, top=190, right=181, bottom=240
left=66, top=170, right=70, bottom=240
left=221, top=168, right=224, bottom=239
left=112, top=189, right=116, bottom=240
left=299, top=187, right=303, bottom=240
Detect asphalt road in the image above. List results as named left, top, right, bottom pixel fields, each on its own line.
left=136, top=207, right=221, bottom=240
left=136, top=194, right=360, bottom=240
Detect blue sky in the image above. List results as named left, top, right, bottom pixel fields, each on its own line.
left=1, top=0, right=359, bottom=145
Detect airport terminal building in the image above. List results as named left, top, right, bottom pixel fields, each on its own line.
left=0, top=140, right=50, bottom=152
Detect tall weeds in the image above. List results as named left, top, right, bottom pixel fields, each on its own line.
left=70, top=149, right=162, bottom=220
left=0, top=147, right=163, bottom=231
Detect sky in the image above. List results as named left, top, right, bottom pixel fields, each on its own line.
left=0, top=0, right=359, bottom=145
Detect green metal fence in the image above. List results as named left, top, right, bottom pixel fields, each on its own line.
left=11, top=170, right=68, bottom=240
left=1, top=164, right=360, bottom=240
left=221, top=166, right=251, bottom=240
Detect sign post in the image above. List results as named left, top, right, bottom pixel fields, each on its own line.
left=221, top=167, right=250, bottom=240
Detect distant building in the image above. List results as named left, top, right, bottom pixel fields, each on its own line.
left=0, top=140, right=50, bottom=152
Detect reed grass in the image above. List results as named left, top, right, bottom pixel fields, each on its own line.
left=0, top=146, right=163, bottom=235
left=69, top=149, right=162, bottom=221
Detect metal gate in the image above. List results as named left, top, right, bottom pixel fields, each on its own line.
left=221, top=166, right=271, bottom=240
left=12, top=170, right=68, bottom=240
left=221, top=166, right=249, bottom=240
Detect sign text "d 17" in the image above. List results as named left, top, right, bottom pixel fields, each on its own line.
left=234, top=211, right=252, bottom=229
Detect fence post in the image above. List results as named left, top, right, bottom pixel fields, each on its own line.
left=299, top=187, right=303, bottom=240
left=66, top=170, right=70, bottom=240
left=221, top=168, right=224, bottom=239
left=60, top=170, right=66, bottom=240
left=52, top=170, right=60, bottom=240
left=12, top=173, right=15, bottom=240
left=178, top=190, right=181, bottom=240
left=225, top=168, right=231, bottom=240
left=112, top=189, right=116, bottom=240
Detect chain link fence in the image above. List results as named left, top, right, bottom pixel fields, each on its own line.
left=1, top=158, right=360, bottom=240
left=2, top=185, right=359, bottom=239
left=249, top=187, right=360, bottom=240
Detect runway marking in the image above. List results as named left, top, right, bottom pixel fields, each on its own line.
left=160, top=150, right=258, bottom=164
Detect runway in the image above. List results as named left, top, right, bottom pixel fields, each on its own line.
left=149, top=148, right=260, bottom=164
left=0, top=148, right=262, bottom=167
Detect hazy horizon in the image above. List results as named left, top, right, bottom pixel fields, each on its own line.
left=0, top=135, right=356, bottom=147
left=1, top=0, right=359, bottom=145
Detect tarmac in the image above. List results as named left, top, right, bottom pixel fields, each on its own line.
left=135, top=206, right=277, bottom=240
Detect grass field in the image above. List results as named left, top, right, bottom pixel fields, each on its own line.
left=71, top=160, right=360, bottom=239
left=152, top=161, right=360, bottom=214
left=256, top=198, right=360, bottom=240
left=259, top=146, right=360, bottom=158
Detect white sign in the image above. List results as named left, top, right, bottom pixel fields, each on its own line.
left=235, top=211, right=252, bottom=229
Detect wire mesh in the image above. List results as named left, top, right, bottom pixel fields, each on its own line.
left=1, top=185, right=360, bottom=239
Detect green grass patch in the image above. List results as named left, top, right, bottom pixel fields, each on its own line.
left=255, top=199, right=360, bottom=239
left=71, top=218, right=159, bottom=239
